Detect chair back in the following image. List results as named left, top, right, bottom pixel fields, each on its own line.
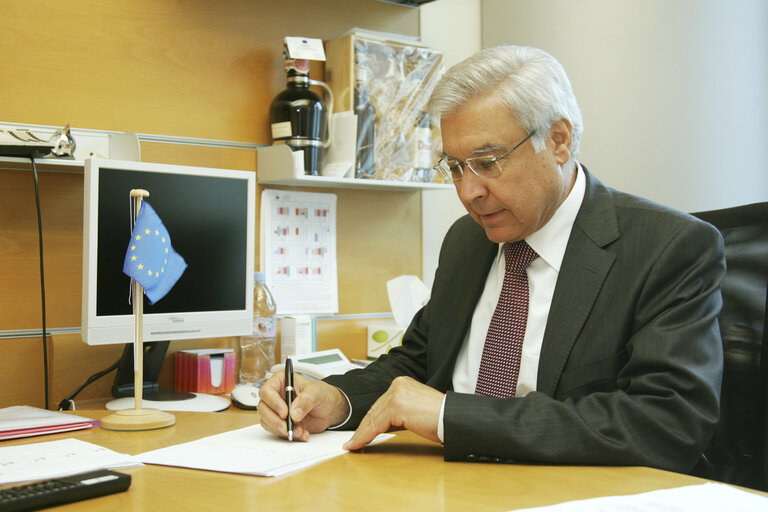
left=692, top=202, right=768, bottom=491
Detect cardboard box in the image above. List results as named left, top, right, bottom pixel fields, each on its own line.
left=174, top=349, right=235, bottom=395
left=367, top=321, right=405, bottom=360
left=325, top=32, right=443, bottom=183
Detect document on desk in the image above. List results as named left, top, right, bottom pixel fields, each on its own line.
left=0, top=405, right=99, bottom=441
left=0, top=438, right=141, bottom=486
left=137, top=424, right=393, bottom=477
left=511, top=482, right=768, bottom=512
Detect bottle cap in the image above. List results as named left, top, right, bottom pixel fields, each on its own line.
left=254, top=271, right=266, bottom=282
left=355, top=67, right=371, bottom=82
left=285, top=58, right=310, bottom=75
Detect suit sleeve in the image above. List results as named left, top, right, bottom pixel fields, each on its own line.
left=442, top=217, right=725, bottom=473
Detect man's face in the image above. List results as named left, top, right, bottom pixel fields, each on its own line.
left=440, top=94, right=576, bottom=244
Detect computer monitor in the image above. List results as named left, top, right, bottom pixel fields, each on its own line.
left=81, top=158, right=255, bottom=406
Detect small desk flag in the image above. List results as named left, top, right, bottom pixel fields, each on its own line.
left=122, top=202, right=187, bottom=304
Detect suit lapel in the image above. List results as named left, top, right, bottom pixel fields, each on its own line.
left=427, top=216, right=497, bottom=391
left=536, top=169, right=620, bottom=396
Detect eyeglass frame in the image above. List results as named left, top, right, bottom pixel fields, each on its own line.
left=433, top=130, right=537, bottom=182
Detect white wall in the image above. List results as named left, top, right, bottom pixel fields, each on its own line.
left=481, top=0, right=768, bottom=213
left=418, top=0, right=768, bottom=289
left=419, top=0, right=481, bottom=288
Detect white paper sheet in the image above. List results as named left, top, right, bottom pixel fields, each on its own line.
left=511, top=482, right=768, bottom=512
left=260, top=189, right=338, bottom=315
left=0, top=438, right=141, bottom=486
left=137, top=424, right=392, bottom=477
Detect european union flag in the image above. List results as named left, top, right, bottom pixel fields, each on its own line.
left=122, top=202, right=187, bottom=304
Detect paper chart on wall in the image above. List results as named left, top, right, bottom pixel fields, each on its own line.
left=260, top=189, right=338, bottom=315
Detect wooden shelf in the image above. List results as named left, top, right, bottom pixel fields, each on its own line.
left=257, top=144, right=452, bottom=191
left=0, top=127, right=140, bottom=173
left=0, top=156, right=85, bottom=173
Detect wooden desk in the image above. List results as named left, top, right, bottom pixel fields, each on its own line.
left=0, top=409, right=740, bottom=511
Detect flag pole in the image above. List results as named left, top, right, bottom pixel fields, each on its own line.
left=101, top=189, right=175, bottom=431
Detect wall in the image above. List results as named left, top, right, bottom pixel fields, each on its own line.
left=419, top=0, right=768, bottom=286
left=0, top=0, right=423, bottom=408
left=2, top=1, right=418, bottom=142
left=481, top=0, right=768, bottom=212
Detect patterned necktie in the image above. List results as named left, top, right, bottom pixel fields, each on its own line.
left=475, top=240, right=538, bottom=398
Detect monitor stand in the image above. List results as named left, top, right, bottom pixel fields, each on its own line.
left=105, top=341, right=230, bottom=412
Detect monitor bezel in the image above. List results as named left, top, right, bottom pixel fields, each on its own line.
left=81, top=158, right=255, bottom=346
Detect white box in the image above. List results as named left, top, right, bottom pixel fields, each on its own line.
left=281, top=316, right=316, bottom=362
left=366, top=321, right=405, bottom=360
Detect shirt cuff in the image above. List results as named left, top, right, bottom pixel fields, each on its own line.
left=326, top=387, right=353, bottom=430
left=437, top=394, right=446, bottom=443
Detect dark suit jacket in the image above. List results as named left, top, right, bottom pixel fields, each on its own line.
left=325, top=167, right=725, bottom=473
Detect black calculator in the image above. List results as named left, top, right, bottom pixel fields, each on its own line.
left=0, top=469, right=131, bottom=511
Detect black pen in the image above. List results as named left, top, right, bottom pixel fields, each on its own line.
left=285, top=357, right=294, bottom=442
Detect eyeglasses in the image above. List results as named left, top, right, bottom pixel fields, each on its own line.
left=434, top=131, right=536, bottom=182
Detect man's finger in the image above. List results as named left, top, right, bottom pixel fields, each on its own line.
left=343, top=399, right=389, bottom=450
left=258, top=373, right=288, bottom=417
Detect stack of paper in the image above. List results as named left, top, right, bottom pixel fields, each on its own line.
left=138, top=424, right=392, bottom=477
left=0, top=406, right=99, bottom=441
left=512, top=482, right=768, bottom=512
left=0, top=438, right=141, bottom=486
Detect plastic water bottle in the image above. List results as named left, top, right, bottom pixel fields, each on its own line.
left=413, top=111, right=433, bottom=182
left=233, top=272, right=276, bottom=408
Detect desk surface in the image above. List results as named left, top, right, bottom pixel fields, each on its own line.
left=0, top=409, right=741, bottom=511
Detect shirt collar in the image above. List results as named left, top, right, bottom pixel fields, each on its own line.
left=500, top=162, right=586, bottom=273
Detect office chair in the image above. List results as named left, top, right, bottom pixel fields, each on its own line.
left=691, top=202, right=768, bottom=491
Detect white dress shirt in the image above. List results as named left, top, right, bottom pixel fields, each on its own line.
left=437, top=164, right=586, bottom=441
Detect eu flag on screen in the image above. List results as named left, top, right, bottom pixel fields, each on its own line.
left=122, top=202, right=187, bottom=304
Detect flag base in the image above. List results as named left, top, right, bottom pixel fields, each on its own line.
left=100, top=408, right=175, bottom=431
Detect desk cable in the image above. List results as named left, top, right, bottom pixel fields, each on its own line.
left=57, top=358, right=121, bottom=411
left=30, top=157, right=49, bottom=410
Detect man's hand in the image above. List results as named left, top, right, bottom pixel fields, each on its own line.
left=258, top=372, right=350, bottom=441
left=343, top=376, right=445, bottom=451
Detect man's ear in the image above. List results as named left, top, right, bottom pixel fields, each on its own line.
left=550, top=119, right=573, bottom=165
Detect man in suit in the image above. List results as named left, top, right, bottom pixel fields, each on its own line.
left=258, top=45, right=725, bottom=473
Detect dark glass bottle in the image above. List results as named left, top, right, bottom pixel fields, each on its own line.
left=269, top=59, right=327, bottom=176
left=354, top=70, right=376, bottom=179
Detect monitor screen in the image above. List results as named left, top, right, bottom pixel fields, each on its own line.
left=82, top=158, right=255, bottom=346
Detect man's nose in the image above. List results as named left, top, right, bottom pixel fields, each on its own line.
left=457, top=167, right=488, bottom=201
